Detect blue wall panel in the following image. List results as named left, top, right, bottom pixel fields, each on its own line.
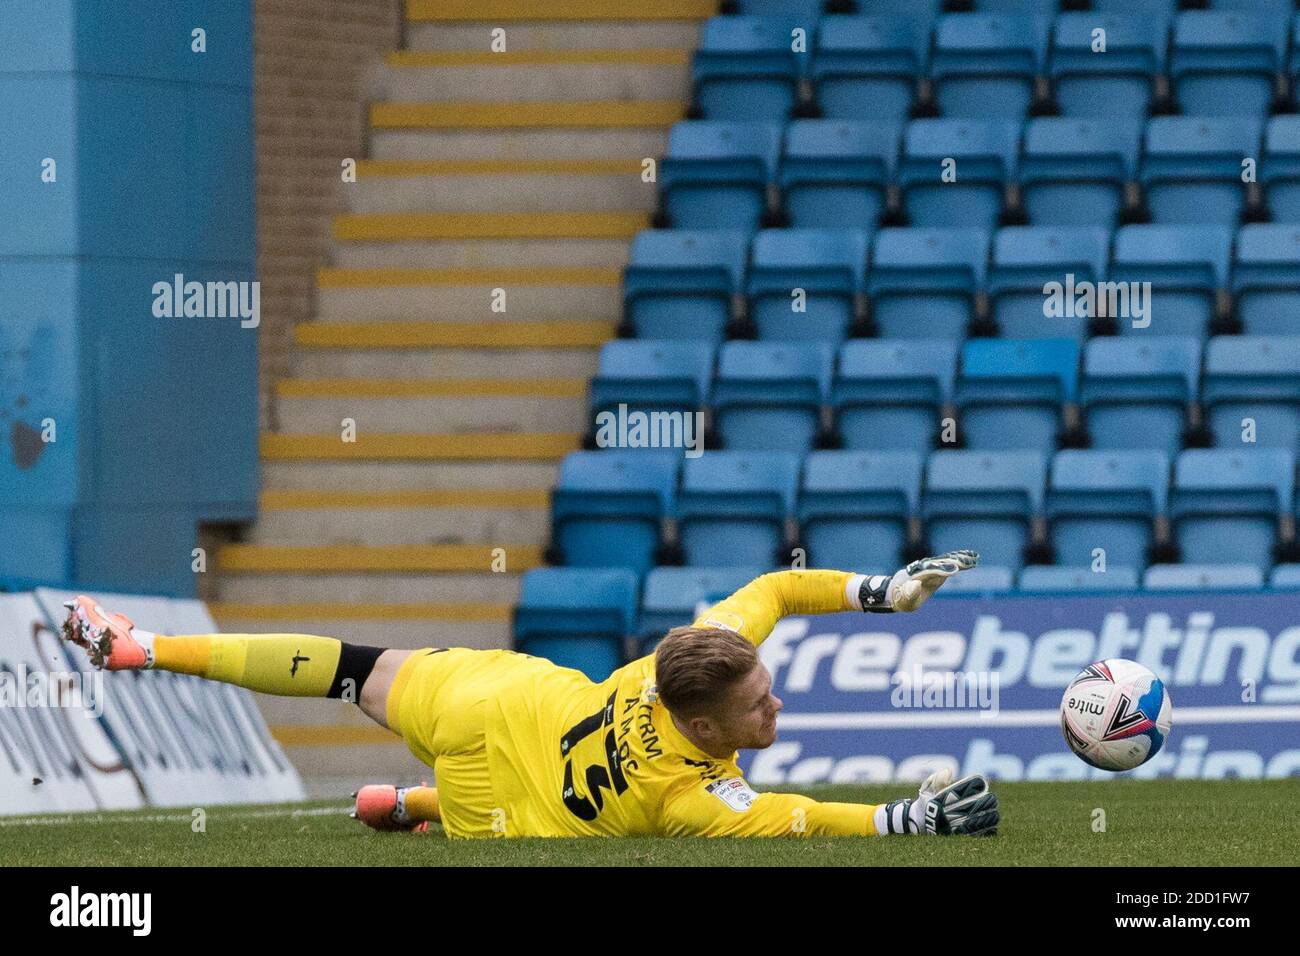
left=0, top=1, right=256, bottom=597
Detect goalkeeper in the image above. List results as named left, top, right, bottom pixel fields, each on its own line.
left=60, top=550, right=998, bottom=839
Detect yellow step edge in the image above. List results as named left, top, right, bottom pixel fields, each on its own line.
left=277, top=377, right=587, bottom=398
left=387, top=49, right=689, bottom=67
left=271, top=725, right=402, bottom=747
left=210, top=601, right=511, bottom=621
left=294, top=320, right=615, bottom=349
left=317, top=266, right=622, bottom=288
left=261, top=432, right=580, bottom=461
left=333, top=211, right=649, bottom=242
left=356, top=159, right=645, bottom=177
left=218, top=544, right=545, bottom=573
left=258, top=489, right=550, bottom=510
left=371, top=100, right=686, bottom=129
left=407, top=0, right=718, bottom=21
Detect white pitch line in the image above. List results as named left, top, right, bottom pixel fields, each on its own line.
left=776, top=705, right=1300, bottom=730
left=0, top=805, right=347, bottom=827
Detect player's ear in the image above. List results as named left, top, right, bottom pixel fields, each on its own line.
left=688, top=713, right=719, bottom=740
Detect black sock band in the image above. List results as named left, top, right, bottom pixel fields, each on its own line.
left=327, top=643, right=386, bottom=701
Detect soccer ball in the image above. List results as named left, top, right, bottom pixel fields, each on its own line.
left=1060, top=659, right=1172, bottom=771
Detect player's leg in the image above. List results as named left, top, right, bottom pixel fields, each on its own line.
left=357, top=647, right=414, bottom=728
left=62, top=595, right=396, bottom=707
left=354, top=646, right=535, bottom=837
left=352, top=648, right=444, bottom=832
left=63, top=597, right=445, bottom=831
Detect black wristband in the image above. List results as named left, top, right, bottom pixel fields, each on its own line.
left=859, top=574, right=896, bottom=614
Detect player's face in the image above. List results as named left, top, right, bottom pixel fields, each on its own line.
left=717, top=663, right=783, bottom=751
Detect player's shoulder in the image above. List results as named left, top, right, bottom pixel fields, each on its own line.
left=657, top=738, right=745, bottom=803
left=603, top=652, right=657, bottom=692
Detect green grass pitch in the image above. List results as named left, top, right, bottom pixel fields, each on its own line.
left=3, top=780, right=1292, bottom=866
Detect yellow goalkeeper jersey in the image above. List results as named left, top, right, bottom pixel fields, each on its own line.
left=475, top=569, right=878, bottom=838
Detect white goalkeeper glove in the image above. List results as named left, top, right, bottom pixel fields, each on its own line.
left=857, top=549, right=979, bottom=613
left=876, top=769, right=1000, bottom=837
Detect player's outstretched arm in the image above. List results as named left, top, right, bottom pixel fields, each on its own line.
left=662, top=768, right=998, bottom=838
left=692, top=551, right=980, bottom=646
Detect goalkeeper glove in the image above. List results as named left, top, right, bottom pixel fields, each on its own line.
left=876, top=769, right=1000, bottom=837
left=858, top=549, right=979, bottom=613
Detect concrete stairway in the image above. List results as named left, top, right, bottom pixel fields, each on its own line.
left=214, top=0, right=713, bottom=791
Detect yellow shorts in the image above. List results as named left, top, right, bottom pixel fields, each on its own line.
left=384, top=647, right=549, bottom=838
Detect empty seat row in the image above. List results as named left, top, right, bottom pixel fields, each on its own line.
left=626, top=225, right=1300, bottom=342
left=692, top=11, right=1300, bottom=121
left=591, top=336, right=1300, bottom=456
left=514, top=557, right=1300, bottom=679
left=550, top=447, right=1300, bottom=578
left=726, top=0, right=1296, bottom=17
left=663, top=117, right=1300, bottom=230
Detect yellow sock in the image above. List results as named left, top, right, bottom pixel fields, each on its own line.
left=154, top=633, right=343, bottom=697
left=404, top=786, right=441, bottom=823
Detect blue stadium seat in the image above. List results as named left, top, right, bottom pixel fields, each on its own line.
left=514, top=568, right=639, bottom=680
left=1018, top=565, right=1141, bottom=593
left=639, top=565, right=768, bottom=650
left=623, top=229, right=747, bottom=342
left=1205, top=0, right=1294, bottom=12
left=1021, top=117, right=1142, bottom=228
left=931, top=14, right=1051, bottom=119
left=730, top=0, right=824, bottom=17
left=1109, top=224, right=1232, bottom=337
left=812, top=16, right=929, bottom=122
left=1141, top=117, right=1263, bottom=226
left=854, top=0, right=941, bottom=18
left=660, top=121, right=782, bottom=230
left=922, top=450, right=1046, bottom=573
left=1143, top=563, right=1265, bottom=591
left=798, top=449, right=922, bottom=570
left=1289, top=14, right=1300, bottom=118
left=956, top=339, right=1079, bottom=452
left=989, top=226, right=1111, bottom=340
left=932, top=565, right=1015, bottom=595
left=899, top=120, right=1020, bottom=230
left=971, top=0, right=1058, bottom=11
left=1093, top=0, right=1175, bottom=12
left=1050, top=14, right=1168, bottom=120
left=1202, top=335, right=1300, bottom=449
left=693, top=16, right=809, bottom=121
left=1271, top=564, right=1300, bottom=589
left=589, top=340, right=715, bottom=419
left=1262, top=116, right=1300, bottom=223
left=833, top=338, right=957, bottom=454
left=712, top=342, right=833, bottom=452
left=1046, top=450, right=1170, bottom=572
left=780, top=120, right=900, bottom=228
left=1170, top=448, right=1296, bottom=572
left=678, top=451, right=801, bottom=567
left=869, top=227, right=990, bottom=339
left=1171, top=11, right=1287, bottom=118
left=1081, top=337, right=1199, bottom=455
left=551, top=451, right=680, bottom=576
left=1232, top=224, right=1300, bottom=333
left=746, top=228, right=869, bottom=341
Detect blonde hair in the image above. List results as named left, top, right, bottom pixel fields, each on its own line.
left=654, top=626, right=758, bottom=718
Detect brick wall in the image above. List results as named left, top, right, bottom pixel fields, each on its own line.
left=253, top=0, right=401, bottom=428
